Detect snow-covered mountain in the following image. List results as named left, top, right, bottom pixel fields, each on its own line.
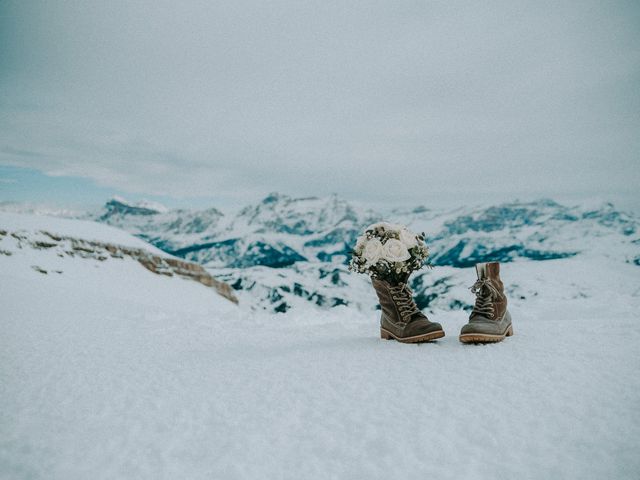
left=424, top=200, right=638, bottom=267
left=96, top=197, right=225, bottom=252
left=85, top=193, right=640, bottom=312
left=92, top=194, right=639, bottom=267
left=94, top=193, right=380, bottom=268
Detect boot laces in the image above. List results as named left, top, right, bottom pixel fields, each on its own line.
left=470, top=278, right=503, bottom=318
left=389, top=283, right=420, bottom=322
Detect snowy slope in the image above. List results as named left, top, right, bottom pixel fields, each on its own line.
left=0, top=212, right=238, bottom=303
left=0, top=211, right=169, bottom=253
left=1, top=213, right=639, bottom=479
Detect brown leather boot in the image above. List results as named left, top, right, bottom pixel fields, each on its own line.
left=459, top=262, right=514, bottom=344
left=371, top=277, right=445, bottom=343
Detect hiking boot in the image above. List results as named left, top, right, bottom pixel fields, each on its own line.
left=371, top=277, right=445, bottom=343
left=459, top=262, right=514, bottom=344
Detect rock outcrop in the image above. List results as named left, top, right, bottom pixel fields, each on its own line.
left=2, top=228, right=238, bottom=304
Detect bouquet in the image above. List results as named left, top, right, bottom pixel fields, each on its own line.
left=348, top=222, right=431, bottom=284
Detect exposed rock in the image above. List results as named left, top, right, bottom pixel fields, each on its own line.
left=42, top=231, right=63, bottom=241
left=33, top=241, right=58, bottom=249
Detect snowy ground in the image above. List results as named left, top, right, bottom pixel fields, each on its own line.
left=1, top=213, right=640, bottom=479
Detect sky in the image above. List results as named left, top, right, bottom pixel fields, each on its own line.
left=0, top=0, right=639, bottom=210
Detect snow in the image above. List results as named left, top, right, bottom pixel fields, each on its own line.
left=0, top=211, right=168, bottom=254
left=2, top=213, right=640, bottom=479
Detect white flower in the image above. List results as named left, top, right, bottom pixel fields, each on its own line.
left=399, top=228, right=419, bottom=249
left=362, top=238, right=383, bottom=265
left=354, top=235, right=367, bottom=254
left=381, top=238, right=411, bottom=262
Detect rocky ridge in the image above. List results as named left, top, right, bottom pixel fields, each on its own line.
left=0, top=227, right=238, bottom=304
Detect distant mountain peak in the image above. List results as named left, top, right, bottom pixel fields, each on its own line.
left=104, top=196, right=168, bottom=216
left=261, top=192, right=284, bottom=204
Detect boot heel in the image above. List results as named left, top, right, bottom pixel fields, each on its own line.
left=380, top=329, right=393, bottom=340
left=506, top=325, right=514, bottom=337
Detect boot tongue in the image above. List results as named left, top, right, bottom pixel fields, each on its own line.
left=476, top=262, right=501, bottom=280
left=485, top=262, right=500, bottom=279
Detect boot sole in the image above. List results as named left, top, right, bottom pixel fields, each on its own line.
left=459, top=324, right=514, bottom=344
left=380, top=328, right=445, bottom=343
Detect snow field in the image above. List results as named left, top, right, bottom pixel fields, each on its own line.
left=1, top=212, right=639, bottom=479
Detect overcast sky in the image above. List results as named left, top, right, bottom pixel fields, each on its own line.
left=0, top=0, right=639, bottom=208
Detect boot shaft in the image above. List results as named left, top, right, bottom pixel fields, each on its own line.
left=371, top=277, right=416, bottom=327
left=471, top=262, right=507, bottom=321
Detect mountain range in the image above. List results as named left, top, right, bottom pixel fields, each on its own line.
left=87, top=193, right=639, bottom=313
left=1, top=193, right=637, bottom=312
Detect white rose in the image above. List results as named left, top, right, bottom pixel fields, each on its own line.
left=382, top=238, right=411, bottom=262
left=354, top=235, right=367, bottom=254
left=362, top=238, right=383, bottom=265
left=399, top=228, right=419, bottom=249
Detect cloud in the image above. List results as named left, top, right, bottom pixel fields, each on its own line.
left=1, top=0, right=639, bottom=204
